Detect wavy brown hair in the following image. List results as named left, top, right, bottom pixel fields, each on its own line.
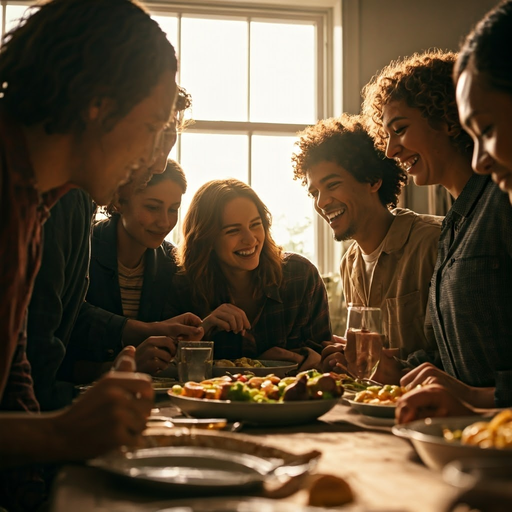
left=0, top=0, right=177, bottom=134
left=178, top=179, right=283, bottom=312
left=455, top=0, right=512, bottom=95
left=362, top=49, right=473, bottom=155
left=292, top=114, right=407, bottom=209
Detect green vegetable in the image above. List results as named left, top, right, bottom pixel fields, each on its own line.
left=227, top=381, right=252, bottom=402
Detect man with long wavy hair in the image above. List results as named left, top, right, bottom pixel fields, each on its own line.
left=0, top=0, right=178, bottom=508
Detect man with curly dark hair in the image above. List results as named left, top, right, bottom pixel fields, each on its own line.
left=363, top=49, right=512, bottom=401
left=0, top=1, right=179, bottom=508
left=292, top=114, right=442, bottom=382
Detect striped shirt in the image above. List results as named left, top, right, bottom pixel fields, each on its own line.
left=118, top=258, right=145, bottom=319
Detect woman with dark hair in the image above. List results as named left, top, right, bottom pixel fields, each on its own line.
left=166, top=178, right=331, bottom=369
left=396, top=0, right=512, bottom=423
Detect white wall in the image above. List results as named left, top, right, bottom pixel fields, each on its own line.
left=341, top=0, right=499, bottom=213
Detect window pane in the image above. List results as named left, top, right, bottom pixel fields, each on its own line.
left=152, top=15, right=178, bottom=50
left=174, top=132, right=249, bottom=243
left=5, top=4, right=31, bottom=34
left=251, top=135, right=315, bottom=263
left=250, top=21, right=316, bottom=124
left=181, top=17, right=248, bottom=121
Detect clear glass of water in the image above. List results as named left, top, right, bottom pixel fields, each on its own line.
left=177, top=340, right=214, bottom=382
left=344, top=306, right=383, bottom=380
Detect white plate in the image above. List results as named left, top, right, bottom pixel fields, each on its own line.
left=89, top=447, right=275, bottom=493
left=167, top=393, right=340, bottom=426
left=212, top=360, right=298, bottom=378
left=392, top=416, right=512, bottom=471
left=347, top=399, right=396, bottom=419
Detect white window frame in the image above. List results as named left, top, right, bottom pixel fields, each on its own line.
left=1, top=0, right=343, bottom=275
left=147, top=1, right=341, bottom=275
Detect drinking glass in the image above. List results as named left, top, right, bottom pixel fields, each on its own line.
left=177, top=340, right=214, bottom=382
left=344, top=305, right=382, bottom=380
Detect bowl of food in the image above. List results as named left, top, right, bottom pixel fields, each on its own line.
left=346, top=384, right=407, bottom=419
left=167, top=370, right=343, bottom=425
left=392, top=410, right=512, bottom=471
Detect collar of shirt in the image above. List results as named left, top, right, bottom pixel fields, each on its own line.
left=379, top=208, right=417, bottom=254
left=1, top=108, right=76, bottom=220
left=444, top=173, right=490, bottom=228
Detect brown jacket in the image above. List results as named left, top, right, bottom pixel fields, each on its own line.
left=340, top=208, right=443, bottom=357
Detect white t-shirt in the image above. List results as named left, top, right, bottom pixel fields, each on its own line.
left=360, top=238, right=385, bottom=305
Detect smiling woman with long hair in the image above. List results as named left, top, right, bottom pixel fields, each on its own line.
left=362, top=48, right=512, bottom=403
left=166, top=178, right=331, bottom=369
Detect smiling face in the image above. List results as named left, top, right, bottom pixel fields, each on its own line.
left=118, top=178, right=184, bottom=250
left=72, top=71, right=177, bottom=205
left=456, top=66, right=512, bottom=204
left=382, top=100, right=457, bottom=188
left=306, top=161, right=381, bottom=243
left=213, top=197, right=266, bottom=276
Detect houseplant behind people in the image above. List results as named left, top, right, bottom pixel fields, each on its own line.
left=292, top=114, right=442, bottom=384
left=396, top=0, right=512, bottom=423
left=165, top=178, right=331, bottom=369
left=0, top=0, right=178, bottom=507
left=71, top=160, right=199, bottom=378
left=362, top=49, right=512, bottom=395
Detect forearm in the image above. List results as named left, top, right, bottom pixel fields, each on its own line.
left=0, top=413, right=65, bottom=468
left=467, top=386, right=496, bottom=409
left=122, top=319, right=159, bottom=347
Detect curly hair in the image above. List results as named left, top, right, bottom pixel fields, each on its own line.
left=455, top=0, right=512, bottom=95
left=362, top=49, right=472, bottom=155
left=0, top=0, right=177, bottom=134
left=178, top=179, right=283, bottom=312
left=292, top=114, right=407, bottom=209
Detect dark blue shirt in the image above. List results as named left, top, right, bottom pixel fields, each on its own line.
left=428, top=174, right=512, bottom=406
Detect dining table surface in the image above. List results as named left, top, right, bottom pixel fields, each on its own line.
left=48, top=396, right=466, bottom=512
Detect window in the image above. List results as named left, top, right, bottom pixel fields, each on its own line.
left=1, top=1, right=339, bottom=272
left=149, top=2, right=333, bottom=267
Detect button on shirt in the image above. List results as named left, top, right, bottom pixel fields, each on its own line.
left=428, top=174, right=512, bottom=406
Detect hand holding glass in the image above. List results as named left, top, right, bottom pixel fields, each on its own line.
left=344, top=306, right=383, bottom=380
left=177, top=341, right=214, bottom=382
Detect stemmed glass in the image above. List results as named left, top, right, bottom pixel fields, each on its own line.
left=344, top=305, right=383, bottom=380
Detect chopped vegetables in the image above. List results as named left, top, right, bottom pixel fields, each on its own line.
left=170, top=370, right=344, bottom=403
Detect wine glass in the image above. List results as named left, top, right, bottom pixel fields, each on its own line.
left=344, top=305, right=383, bottom=380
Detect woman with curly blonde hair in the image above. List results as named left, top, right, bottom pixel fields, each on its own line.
left=362, top=49, right=512, bottom=398
left=166, top=178, right=331, bottom=368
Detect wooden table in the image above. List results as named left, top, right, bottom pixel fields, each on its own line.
left=48, top=401, right=460, bottom=512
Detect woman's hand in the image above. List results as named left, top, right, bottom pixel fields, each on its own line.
left=202, top=304, right=251, bottom=337
left=133, top=336, right=177, bottom=374
left=155, top=313, right=204, bottom=341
